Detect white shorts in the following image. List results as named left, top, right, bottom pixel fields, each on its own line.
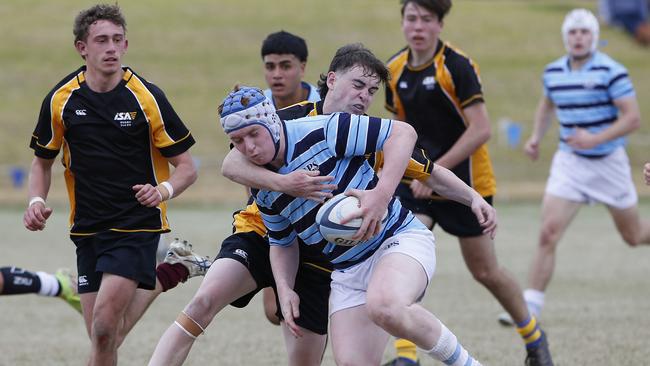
left=545, top=148, right=638, bottom=209
left=328, top=229, right=436, bottom=316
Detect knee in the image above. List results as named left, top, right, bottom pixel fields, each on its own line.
left=620, top=231, right=640, bottom=247
left=470, top=265, right=500, bottom=288
left=366, top=296, right=401, bottom=331
left=263, top=304, right=281, bottom=326
left=539, top=222, right=562, bottom=248
left=91, top=317, right=118, bottom=350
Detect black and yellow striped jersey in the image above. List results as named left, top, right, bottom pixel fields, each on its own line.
left=385, top=41, right=496, bottom=198
left=232, top=100, right=435, bottom=236
left=30, top=66, right=195, bottom=235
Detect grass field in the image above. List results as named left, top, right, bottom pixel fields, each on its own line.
left=1, top=202, right=649, bottom=365
left=1, top=0, right=649, bottom=204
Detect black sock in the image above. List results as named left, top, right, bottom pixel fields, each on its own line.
left=1, top=267, right=42, bottom=295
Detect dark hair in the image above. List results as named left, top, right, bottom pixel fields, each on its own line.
left=73, top=4, right=126, bottom=43
left=317, top=43, right=389, bottom=100
left=400, top=0, right=452, bottom=21
left=260, top=31, right=308, bottom=62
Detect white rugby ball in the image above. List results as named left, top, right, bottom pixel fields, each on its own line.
left=315, top=193, right=388, bottom=246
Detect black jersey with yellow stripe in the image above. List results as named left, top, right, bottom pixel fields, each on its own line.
left=232, top=99, right=436, bottom=236
left=30, top=66, right=195, bottom=235
left=385, top=41, right=496, bottom=198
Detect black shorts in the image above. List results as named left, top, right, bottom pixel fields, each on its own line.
left=216, top=231, right=331, bottom=335
left=395, top=182, right=493, bottom=238
left=72, top=231, right=159, bottom=294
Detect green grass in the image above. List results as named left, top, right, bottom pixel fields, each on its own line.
left=1, top=203, right=649, bottom=365
left=1, top=0, right=649, bottom=203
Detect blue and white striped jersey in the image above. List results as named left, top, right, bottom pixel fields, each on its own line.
left=252, top=112, right=426, bottom=269
left=542, top=51, right=635, bottom=157
left=263, top=81, right=320, bottom=108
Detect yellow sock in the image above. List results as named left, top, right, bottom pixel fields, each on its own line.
left=395, top=338, right=418, bottom=361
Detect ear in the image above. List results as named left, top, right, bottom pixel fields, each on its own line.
left=123, top=38, right=129, bottom=54
left=75, top=40, right=87, bottom=60
left=299, top=61, right=306, bottom=76
left=326, top=71, right=337, bottom=90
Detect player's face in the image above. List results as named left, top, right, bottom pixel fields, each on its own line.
left=76, top=20, right=127, bottom=76
left=401, top=2, right=443, bottom=54
left=228, top=124, right=276, bottom=165
left=566, top=27, right=593, bottom=59
left=263, top=54, right=306, bottom=99
left=326, top=66, right=380, bottom=115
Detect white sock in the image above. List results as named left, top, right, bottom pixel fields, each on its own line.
left=523, top=289, right=545, bottom=318
left=36, top=272, right=60, bottom=297
left=424, top=322, right=482, bottom=366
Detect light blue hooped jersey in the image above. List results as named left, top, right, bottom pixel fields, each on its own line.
left=542, top=51, right=635, bottom=157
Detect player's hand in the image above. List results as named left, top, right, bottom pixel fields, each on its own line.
left=470, top=195, right=497, bottom=239
left=644, top=163, right=650, bottom=185
left=524, top=137, right=540, bottom=161
left=341, top=188, right=391, bottom=242
left=133, top=183, right=164, bottom=207
left=281, top=170, right=336, bottom=202
left=566, top=127, right=599, bottom=150
left=410, top=179, right=433, bottom=199
left=23, top=202, right=53, bottom=231
left=276, top=286, right=302, bottom=338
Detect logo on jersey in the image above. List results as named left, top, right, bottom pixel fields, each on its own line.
left=114, top=112, right=138, bottom=127
left=13, top=276, right=33, bottom=286
left=305, top=162, right=320, bottom=172
left=383, top=240, right=400, bottom=250
left=422, top=76, right=436, bottom=90
left=399, top=81, right=408, bottom=89
left=75, top=109, right=87, bottom=116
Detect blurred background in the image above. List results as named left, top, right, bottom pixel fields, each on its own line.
left=1, top=0, right=648, bottom=209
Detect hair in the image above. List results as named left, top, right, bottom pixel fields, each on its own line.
left=73, top=4, right=127, bottom=43
left=260, top=31, right=308, bottom=62
left=317, top=43, right=389, bottom=100
left=400, top=0, right=452, bottom=21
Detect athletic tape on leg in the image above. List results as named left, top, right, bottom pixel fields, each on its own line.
left=174, top=311, right=205, bottom=339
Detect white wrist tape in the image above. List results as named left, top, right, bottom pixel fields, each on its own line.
left=28, top=196, right=46, bottom=207
left=160, top=181, right=174, bottom=200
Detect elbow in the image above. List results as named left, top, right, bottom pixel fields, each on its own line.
left=188, top=165, right=199, bottom=185
left=221, top=160, right=236, bottom=181
left=629, top=115, right=641, bottom=132
left=403, top=122, right=417, bottom=147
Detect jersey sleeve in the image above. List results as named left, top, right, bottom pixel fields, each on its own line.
left=256, top=196, right=297, bottom=247
left=325, top=113, right=393, bottom=158
left=29, top=93, right=64, bottom=159
left=146, top=84, right=195, bottom=158
left=371, top=147, right=434, bottom=180
left=608, top=64, right=635, bottom=100
left=449, top=55, right=484, bottom=108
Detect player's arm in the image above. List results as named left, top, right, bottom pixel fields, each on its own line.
left=345, top=120, right=417, bottom=241
left=524, top=95, right=555, bottom=161
left=435, top=102, right=491, bottom=170
left=566, top=96, right=641, bottom=150
left=423, top=164, right=497, bottom=238
left=222, top=148, right=336, bottom=201
left=133, top=151, right=198, bottom=207
left=269, top=239, right=302, bottom=337
left=23, top=157, right=55, bottom=231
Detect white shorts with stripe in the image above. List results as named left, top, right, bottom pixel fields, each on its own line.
left=545, top=147, right=638, bottom=209
left=328, top=229, right=436, bottom=316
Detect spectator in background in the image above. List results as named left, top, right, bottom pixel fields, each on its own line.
left=599, top=0, right=650, bottom=46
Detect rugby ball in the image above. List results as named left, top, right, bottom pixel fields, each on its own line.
left=315, top=193, right=388, bottom=246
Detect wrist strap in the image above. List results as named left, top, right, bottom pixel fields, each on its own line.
left=29, top=196, right=46, bottom=207
left=160, top=181, right=174, bottom=200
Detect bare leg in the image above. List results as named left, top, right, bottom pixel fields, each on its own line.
left=460, top=234, right=529, bottom=323
left=528, top=194, right=581, bottom=291
left=281, top=323, right=327, bottom=366
left=262, top=287, right=281, bottom=325
left=148, top=258, right=256, bottom=366
left=607, top=204, right=650, bottom=246
left=88, top=273, right=138, bottom=366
